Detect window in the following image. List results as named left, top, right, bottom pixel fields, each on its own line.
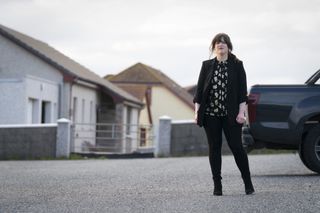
left=140, top=128, right=146, bottom=147
left=73, top=97, right=78, bottom=123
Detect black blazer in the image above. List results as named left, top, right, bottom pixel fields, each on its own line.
left=193, top=54, right=248, bottom=127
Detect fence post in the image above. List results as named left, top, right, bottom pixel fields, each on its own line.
left=155, top=116, right=172, bottom=157
left=56, top=118, right=71, bottom=158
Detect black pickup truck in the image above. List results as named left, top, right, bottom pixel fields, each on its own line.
left=243, top=70, right=320, bottom=173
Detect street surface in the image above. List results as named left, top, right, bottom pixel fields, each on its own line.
left=0, top=154, right=319, bottom=213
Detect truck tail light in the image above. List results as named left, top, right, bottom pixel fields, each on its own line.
left=247, top=93, right=260, bottom=123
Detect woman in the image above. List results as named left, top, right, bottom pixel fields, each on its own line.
left=194, top=33, right=254, bottom=196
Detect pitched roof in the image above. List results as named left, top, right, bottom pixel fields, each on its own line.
left=106, top=63, right=194, bottom=109
left=0, top=24, right=142, bottom=107
left=114, top=84, right=148, bottom=101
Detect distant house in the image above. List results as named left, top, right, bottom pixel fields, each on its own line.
left=105, top=63, right=194, bottom=128
left=0, top=24, right=144, bottom=153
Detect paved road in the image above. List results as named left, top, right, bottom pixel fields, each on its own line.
left=0, top=154, right=319, bottom=213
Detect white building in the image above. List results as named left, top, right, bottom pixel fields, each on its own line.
left=0, top=24, right=144, bottom=153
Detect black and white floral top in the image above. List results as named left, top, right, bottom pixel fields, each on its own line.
left=205, top=60, right=228, bottom=116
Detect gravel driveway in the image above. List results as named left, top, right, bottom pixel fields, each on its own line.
left=0, top=154, right=319, bottom=213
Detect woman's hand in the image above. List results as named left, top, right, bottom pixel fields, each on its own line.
left=195, top=103, right=200, bottom=123
left=236, top=113, right=246, bottom=124
left=236, top=102, right=247, bottom=124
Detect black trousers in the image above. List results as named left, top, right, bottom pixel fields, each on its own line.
left=203, top=115, right=251, bottom=181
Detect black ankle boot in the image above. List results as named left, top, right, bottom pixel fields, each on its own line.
left=213, top=178, right=222, bottom=196
left=244, top=178, right=255, bottom=195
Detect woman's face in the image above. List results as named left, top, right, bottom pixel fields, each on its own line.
left=214, top=39, right=228, bottom=55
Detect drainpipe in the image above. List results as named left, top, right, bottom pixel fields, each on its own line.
left=145, top=86, right=153, bottom=125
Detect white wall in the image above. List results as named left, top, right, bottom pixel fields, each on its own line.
left=138, top=85, right=194, bottom=126
left=0, top=79, right=26, bottom=124
left=71, top=83, right=98, bottom=124
left=130, top=107, right=139, bottom=151
left=25, top=75, right=59, bottom=124
left=0, top=35, right=63, bottom=82
left=121, top=105, right=140, bottom=152
left=0, top=34, right=63, bottom=124
left=0, top=76, right=59, bottom=124
left=152, top=86, right=194, bottom=121
left=71, top=83, right=99, bottom=152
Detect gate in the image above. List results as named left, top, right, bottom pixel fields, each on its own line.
left=71, top=123, right=154, bottom=154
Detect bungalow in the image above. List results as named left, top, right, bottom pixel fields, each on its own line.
left=0, top=24, right=144, bottom=153
left=105, top=62, right=194, bottom=129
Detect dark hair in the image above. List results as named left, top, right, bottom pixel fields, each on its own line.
left=209, top=33, right=233, bottom=57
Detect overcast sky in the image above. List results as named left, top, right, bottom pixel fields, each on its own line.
left=1, top=0, right=319, bottom=88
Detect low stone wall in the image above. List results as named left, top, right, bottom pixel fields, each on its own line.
left=170, top=121, right=207, bottom=156
left=170, top=121, right=231, bottom=156
left=156, top=117, right=231, bottom=157
left=0, top=124, right=57, bottom=160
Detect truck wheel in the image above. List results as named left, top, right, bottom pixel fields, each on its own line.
left=299, top=143, right=313, bottom=171
left=302, top=124, right=320, bottom=174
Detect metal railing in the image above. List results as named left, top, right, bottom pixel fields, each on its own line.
left=71, top=123, right=154, bottom=154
